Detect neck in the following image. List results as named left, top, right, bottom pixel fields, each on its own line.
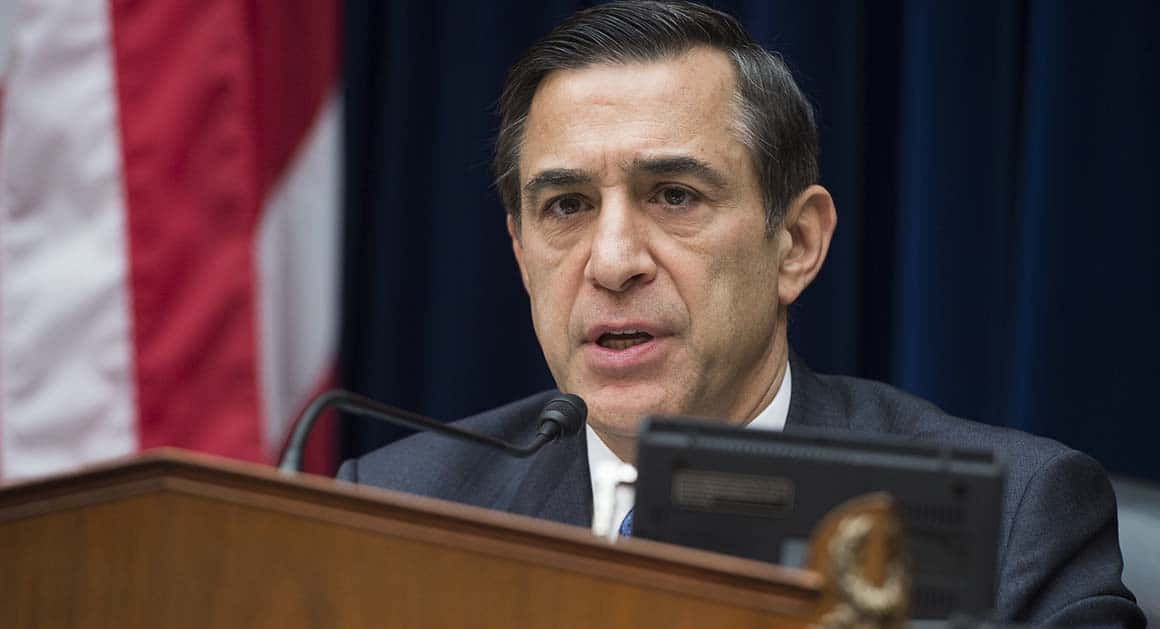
left=599, top=428, right=639, bottom=464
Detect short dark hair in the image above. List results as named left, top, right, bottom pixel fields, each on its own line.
left=495, top=0, right=819, bottom=235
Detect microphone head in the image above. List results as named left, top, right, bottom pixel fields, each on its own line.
left=538, top=393, right=587, bottom=437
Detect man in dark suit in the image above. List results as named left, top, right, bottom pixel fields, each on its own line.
left=339, top=2, right=1144, bottom=625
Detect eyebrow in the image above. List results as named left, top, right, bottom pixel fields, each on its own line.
left=520, top=156, right=730, bottom=203
left=522, top=168, right=593, bottom=198
left=629, top=156, right=730, bottom=191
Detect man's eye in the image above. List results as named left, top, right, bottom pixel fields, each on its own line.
left=663, top=188, right=687, bottom=205
left=546, top=196, right=588, bottom=217
left=654, top=186, right=697, bottom=208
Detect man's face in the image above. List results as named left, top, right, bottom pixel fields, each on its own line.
left=510, top=48, right=789, bottom=444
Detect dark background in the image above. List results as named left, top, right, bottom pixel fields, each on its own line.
left=339, top=0, right=1160, bottom=483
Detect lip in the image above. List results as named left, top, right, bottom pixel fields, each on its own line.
left=583, top=321, right=667, bottom=343
left=582, top=322, right=672, bottom=373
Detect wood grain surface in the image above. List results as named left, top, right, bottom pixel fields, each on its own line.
left=0, top=449, right=895, bottom=628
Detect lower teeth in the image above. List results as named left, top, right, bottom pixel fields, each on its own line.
left=603, top=337, right=649, bottom=350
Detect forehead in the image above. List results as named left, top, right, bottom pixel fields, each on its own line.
left=519, top=47, right=747, bottom=182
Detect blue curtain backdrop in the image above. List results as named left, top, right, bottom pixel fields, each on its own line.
left=340, top=0, right=1160, bottom=482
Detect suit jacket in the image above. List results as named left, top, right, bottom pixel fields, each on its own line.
left=337, top=354, right=1144, bottom=627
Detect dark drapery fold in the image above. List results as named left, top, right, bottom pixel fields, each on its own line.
left=340, top=0, right=1159, bottom=482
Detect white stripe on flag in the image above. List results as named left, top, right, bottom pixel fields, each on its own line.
left=255, top=92, right=341, bottom=458
left=0, top=0, right=138, bottom=480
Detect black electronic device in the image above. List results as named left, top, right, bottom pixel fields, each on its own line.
left=632, top=417, right=1005, bottom=620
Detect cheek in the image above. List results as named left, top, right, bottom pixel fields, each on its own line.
left=723, top=251, right=781, bottom=340
left=525, top=266, right=559, bottom=332
left=524, top=246, right=580, bottom=345
left=683, top=237, right=780, bottom=348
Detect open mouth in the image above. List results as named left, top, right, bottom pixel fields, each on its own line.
left=596, top=329, right=654, bottom=350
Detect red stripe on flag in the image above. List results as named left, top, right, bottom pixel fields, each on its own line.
left=249, top=1, right=340, bottom=194
left=109, top=0, right=265, bottom=458
left=107, top=0, right=339, bottom=462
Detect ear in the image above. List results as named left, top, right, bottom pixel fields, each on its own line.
left=777, top=184, right=836, bottom=306
left=507, top=214, right=531, bottom=295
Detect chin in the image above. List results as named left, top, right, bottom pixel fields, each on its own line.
left=582, top=385, right=678, bottom=438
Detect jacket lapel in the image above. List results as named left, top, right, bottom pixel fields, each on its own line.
left=507, top=428, right=593, bottom=528
left=786, top=350, right=850, bottom=431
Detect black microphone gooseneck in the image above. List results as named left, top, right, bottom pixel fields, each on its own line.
left=278, top=390, right=587, bottom=473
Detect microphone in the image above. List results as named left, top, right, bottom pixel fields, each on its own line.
left=278, top=389, right=587, bottom=473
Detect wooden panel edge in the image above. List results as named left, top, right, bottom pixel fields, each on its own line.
left=0, top=449, right=824, bottom=617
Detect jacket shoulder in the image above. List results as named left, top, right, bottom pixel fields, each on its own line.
left=335, top=390, right=559, bottom=502
left=813, top=371, right=1069, bottom=466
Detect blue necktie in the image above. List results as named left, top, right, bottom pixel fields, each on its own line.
left=618, top=508, right=634, bottom=537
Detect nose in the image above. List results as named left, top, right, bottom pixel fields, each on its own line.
left=583, top=196, right=656, bottom=292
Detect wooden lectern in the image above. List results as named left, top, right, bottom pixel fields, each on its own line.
left=0, top=449, right=908, bottom=628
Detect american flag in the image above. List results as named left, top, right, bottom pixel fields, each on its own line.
left=0, top=0, right=342, bottom=480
